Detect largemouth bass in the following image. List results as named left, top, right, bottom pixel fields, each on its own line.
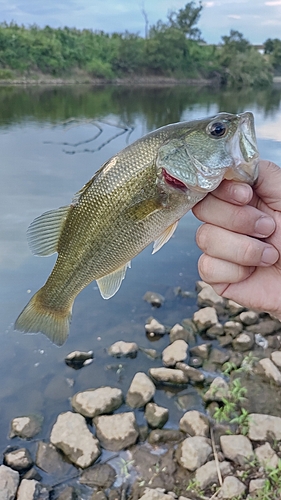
left=15, top=112, right=259, bottom=345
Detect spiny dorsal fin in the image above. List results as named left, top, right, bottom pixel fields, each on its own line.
left=97, top=262, right=131, bottom=299
left=27, top=206, right=70, bottom=256
left=152, top=221, right=179, bottom=255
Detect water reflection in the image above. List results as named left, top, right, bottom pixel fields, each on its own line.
left=0, top=84, right=281, bottom=457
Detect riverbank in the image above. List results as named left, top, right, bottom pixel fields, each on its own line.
left=3, top=281, right=281, bottom=500
left=0, top=75, right=214, bottom=87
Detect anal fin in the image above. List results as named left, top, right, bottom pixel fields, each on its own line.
left=152, top=221, right=179, bottom=254
left=97, top=262, right=131, bottom=299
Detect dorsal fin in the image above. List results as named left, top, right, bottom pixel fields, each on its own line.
left=152, top=221, right=178, bottom=254
left=97, top=262, right=131, bottom=299
left=27, top=206, right=70, bottom=256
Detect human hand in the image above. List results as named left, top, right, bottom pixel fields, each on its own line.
left=192, top=160, right=281, bottom=319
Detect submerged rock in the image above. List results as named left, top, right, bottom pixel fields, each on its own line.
left=35, top=441, right=74, bottom=476
left=94, top=412, right=139, bottom=451
left=64, top=350, right=93, bottom=369
left=107, top=341, right=138, bottom=358
left=148, top=429, right=184, bottom=445
left=9, top=414, right=43, bottom=439
left=50, top=412, right=100, bottom=468
left=80, top=463, right=116, bottom=488
left=71, top=386, right=123, bottom=417
left=175, top=362, right=205, bottom=383
left=126, top=372, right=156, bottom=408
left=143, top=291, right=165, bottom=307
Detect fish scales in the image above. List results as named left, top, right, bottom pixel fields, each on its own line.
left=15, top=112, right=259, bottom=345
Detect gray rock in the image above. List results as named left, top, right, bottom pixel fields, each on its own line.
left=9, top=415, right=43, bottom=439
left=65, top=350, right=93, bottom=369
left=271, top=351, right=281, bottom=367
left=223, top=321, right=243, bottom=338
left=169, top=323, right=193, bottom=343
left=220, top=435, right=253, bottom=463
left=226, top=299, right=245, bottom=315
left=190, top=343, right=211, bottom=360
left=16, top=479, right=42, bottom=500
left=143, top=291, right=165, bottom=307
left=80, top=463, right=116, bottom=488
left=90, top=492, right=107, bottom=500
left=249, top=478, right=266, bottom=494
left=193, top=307, right=218, bottom=332
left=71, top=386, right=123, bottom=417
left=0, top=465, right=19, bottom=500
left=209, top=348, right=230, bottom=365
left=145, top=318, right=166, bottom=335
left=197, top=285, right=225, bottom=308
left=176, top=436, right=211, bottom=471
left=148, top=429, right=184, bottom=445
left=50, top=411, right=100, bottom=468
left=175, top=362, right=205, bottom=383
left=149, top=367, right=188, bottom=385
left=255, top=358, right=281, bottom=385
left=232, top=332, right=254, bottom=351
left=4, top=448, right=33, bottom=471
left=239, top=310, right=259, bottom=325
left=107, top=341, right=138, bottom=358
left=203, top=377, right=229, bottom=402
left=248, top=413, right=281, bottom=441
left=246, top=319, right=281, bottom=335
left=126, top=372, right=156, bottom=408
left=179, top=410, right=209, bottom=437
left=138, top=488, right=175, bottom=500
left=139, top=347, right=159, bottom=359
left=56, top=486, right=77, bottom=500
left=145, top=403, right=169, bottom=429
left=255, top=442, right=279, bottom=468
left=206, top=323, right=224, bottom=338
left=35, top=441, right=74, bottom=476
left=219, top=476, right=246, bottom=499
left=94, top=412, right=139, bottom=451
left=22, top=467, right=42, bottom=481
left=219, top=334, right=233, bottom=348
left=162, top=340, right=188, bottom=367
left=195, top=460, right=232, bottom=489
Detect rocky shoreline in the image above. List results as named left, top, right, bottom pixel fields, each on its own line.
left=2, top=281, right=281, bottom=499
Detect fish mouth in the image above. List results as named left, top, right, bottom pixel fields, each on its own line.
left=162, top=168, right=188, bottom=191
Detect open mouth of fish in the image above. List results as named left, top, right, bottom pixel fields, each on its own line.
left=162, top=168, right=188, bottom=191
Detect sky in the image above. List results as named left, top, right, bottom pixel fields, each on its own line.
left=0, top=0, right=280, bottom=44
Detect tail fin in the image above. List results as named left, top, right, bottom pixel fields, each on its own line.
left=15, top=290, right=72, bottom=346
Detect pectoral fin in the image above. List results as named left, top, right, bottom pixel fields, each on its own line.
left=27, top=206, right=70, bottom=256
left=97, top=262, right=131, bottom=299
left=152, top=221, right=178, bottom=254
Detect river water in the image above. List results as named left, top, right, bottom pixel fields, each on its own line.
left=0, top=84, right=281, bottom=460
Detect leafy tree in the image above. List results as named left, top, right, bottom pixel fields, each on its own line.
left=167, top=1, right=203, bottom=40
left=264, top=38, right=281, bottom=73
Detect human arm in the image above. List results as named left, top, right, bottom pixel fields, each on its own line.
left=192, top=160, right=281, bottom=319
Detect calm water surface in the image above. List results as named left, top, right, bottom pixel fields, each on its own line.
left=0, top=84, right=281, bottom=465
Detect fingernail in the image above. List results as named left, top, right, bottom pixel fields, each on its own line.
left=261, top=246, right=279, bottom=265
left=255, top=216, right=276, bottom=237
left=231, top=184, right=251, bottom=204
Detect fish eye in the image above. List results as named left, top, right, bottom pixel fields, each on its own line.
left=208, top=121, right=227, bottom=138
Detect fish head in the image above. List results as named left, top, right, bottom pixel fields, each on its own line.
left=156, top=111, right=259, bottom=193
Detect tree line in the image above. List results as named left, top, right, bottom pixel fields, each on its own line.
left=0, top=2, right=279, bottom=88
